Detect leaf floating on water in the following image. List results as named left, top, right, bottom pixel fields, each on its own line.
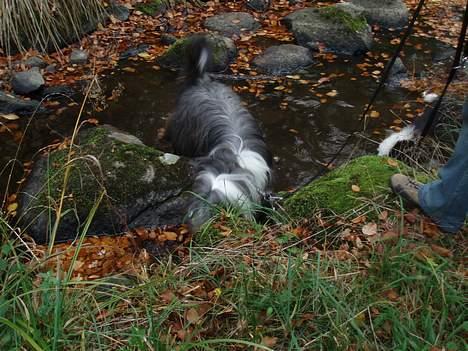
left=274, top=85, right=286, bottom=91
left=0, top=113, right=20, bottom=121
left=369, top=110, right=380, bottom=118
left=137, top=52, right=152, bottom=59
left=326, top=89, right=338, bottom=97
left=122, top=67, right=136, bottom=73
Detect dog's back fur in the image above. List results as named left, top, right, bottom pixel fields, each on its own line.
left=167, top=37, right=272, bottom=229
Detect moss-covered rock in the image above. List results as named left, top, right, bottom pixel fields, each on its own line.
left=19, top=125, right=193, bottom=243
left=283, top=155, right=425, bottom=219
left=318, top=6, right=368, bottom=32
left=158, top=33, right=237, bottom=72
left=135, top=0, right=167, bottom=16
left=283, top=5, right=373, bottom=55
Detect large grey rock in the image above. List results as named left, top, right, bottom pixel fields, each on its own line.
left=283, top=5, right=373, bottom=55
left=159, top=33, right=237, bottom=72
left=348, top=0, right=408, bottom=28
left=18, top=125, right=193, bottom=243
left=11, top=68, right=45, bottom=95
left=204, top=12, right=260, bottom=37
left=70, top=49, right=89, bottom=65
left=0, top=91, right=47, bottom=116
left=253, top=44, right=313, bottom=74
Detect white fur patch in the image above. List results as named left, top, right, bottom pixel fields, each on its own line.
left=237, top=150, right=270, bottom=190
left=198, top=48, right=209, bottom=73
left=423, top=91, right=438, bottom=103
left=377, top=125, right=416, bottom=156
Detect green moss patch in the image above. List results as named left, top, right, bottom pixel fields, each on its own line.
left=319, top=6, right=368, bottom=32
left=284, top=155, right=426, bottom=219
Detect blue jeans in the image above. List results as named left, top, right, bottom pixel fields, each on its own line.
left=419, top=99, right=468, bottom=233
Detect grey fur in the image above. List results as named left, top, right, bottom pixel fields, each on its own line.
left=167, top=39, right=271, bottom=230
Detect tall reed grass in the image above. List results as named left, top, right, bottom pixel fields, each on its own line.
left=0, top=0, right=105, bottom=55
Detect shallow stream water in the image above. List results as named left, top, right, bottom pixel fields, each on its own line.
left=0, top=31, right=453, bottom=197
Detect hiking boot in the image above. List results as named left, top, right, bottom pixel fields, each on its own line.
left=390, top=174, right=422, bottom=206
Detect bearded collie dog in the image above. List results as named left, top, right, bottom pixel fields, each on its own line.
left=166, top=36, right=272, bottom=230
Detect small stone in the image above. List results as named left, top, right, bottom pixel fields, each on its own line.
left=160, top=33, right=177, bottom=45
left=70, top=49, right=89, bottom=65
left=246, top=0, right=270, bottom=12
left=11, top=68, right=45, bottom=95
left=25, top=56, right=47, bottom=69
left=204, top=12, right=260, bottom=37
left=45, top=64, right=57, bottom=73
left=120, top=44, right=150, bottom=60
left=253, top=44, right=313, bottom=75
left=109, top=1, right=130, bottom=21
left=389, top=57, right=407, bottom=76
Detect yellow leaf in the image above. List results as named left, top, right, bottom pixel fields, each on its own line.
left=0, top=113, right=20, bottom=121
left=274, top=85, right=285, bottom=91
left=137, top=52, right=152, bottom=59
left=7, top=202, right=18, bottom=213
left=369, top=111, right=380, bottom=118
left=387, top=158, right=399, bottom=167
left=122, top=67, right=136, bottom=73
left=326, top=89, right=338, bottom=97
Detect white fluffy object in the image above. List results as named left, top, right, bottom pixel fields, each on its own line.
left=377, top=125, right=416, bottom=156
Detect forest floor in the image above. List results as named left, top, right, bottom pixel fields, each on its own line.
left=0, top=0, right=467, bottom=350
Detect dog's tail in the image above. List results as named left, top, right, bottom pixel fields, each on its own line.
left=185, top=36, right=212, bottom=85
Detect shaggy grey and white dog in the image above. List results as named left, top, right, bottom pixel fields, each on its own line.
left=167, top=37, right=272, bottom=230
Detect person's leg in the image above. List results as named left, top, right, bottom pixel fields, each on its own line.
left=418, top=99, right=468, bottom=232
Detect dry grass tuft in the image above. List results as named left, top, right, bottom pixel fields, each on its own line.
left=0, top=0, right=105, bottom=55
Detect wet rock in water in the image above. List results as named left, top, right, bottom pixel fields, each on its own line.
left=41, top=85, right=76, bottom=101
left=70, top=49, right=89, bottom=65
left=160, top=33, right=177, bottom=45
left=386, top=57, right=407, bottom=87
left=109, top=1, right=130, bottom=21
left=18, top=125, right=193, bottom=244
left=432, top=42, right=456, bottom=62
left=0, top=91, right=47, bottom=116
left=120, top=44, right=150, bottom=60
left=283, top=5, right=373, bottom=55
left=25, top=56, right=47, bottom=69
left=11, top=68, right=45, bottom=95
left=348, top=0, right=409, bottom=28
left=204, top=12, right=260, bottom=37
left=159, top=33, right=237, bottom=72
left=247, top=0, right=270, bottom=12
left=253, top=44, right=313, bottom=75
